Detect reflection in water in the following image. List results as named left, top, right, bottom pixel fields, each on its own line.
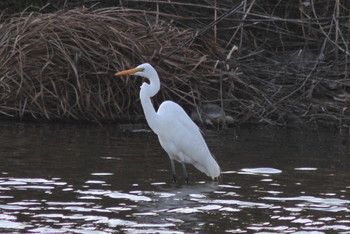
left=0, top=122, right=350, bottom=232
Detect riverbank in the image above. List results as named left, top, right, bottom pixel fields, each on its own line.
left=0, top=1, right=349, bottom=129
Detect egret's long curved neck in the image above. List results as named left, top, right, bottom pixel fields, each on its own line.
left=140, top=69, right=160, bottom=134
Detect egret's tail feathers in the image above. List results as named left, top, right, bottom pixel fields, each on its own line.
left=192, top=156, right=221, bottom=180
left=207, top=158, right=221, bottom=180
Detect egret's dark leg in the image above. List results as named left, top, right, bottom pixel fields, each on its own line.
left=170, top=159, right=177, bottom=183
left=182, top=163, right=189, bottom=183
left=216, top=174, right=222, bottom=183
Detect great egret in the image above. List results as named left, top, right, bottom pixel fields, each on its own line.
left=115, top=63, right=221, bottom=182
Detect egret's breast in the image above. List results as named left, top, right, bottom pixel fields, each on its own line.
left=158, top=135, right=184, bottom=162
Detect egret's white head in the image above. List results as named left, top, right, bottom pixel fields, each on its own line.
left=114, top=63, right=156, bottom=79
left=115, top=63, right=160, bottom=97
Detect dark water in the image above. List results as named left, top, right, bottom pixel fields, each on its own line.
left=0, top=122, right=350, bottom=233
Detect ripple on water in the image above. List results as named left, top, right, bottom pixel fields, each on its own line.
left=85, top=180, right=106, bottom=184
left=76, top=189, right=110, bottom=196
left=0, top=220, right=28, bottom=230
left=294, top=167, right=318, bottom=171
left=0, top=205, right=27, bottom=211
left=262, top=196, right=350, bottom=212
left=209, top=199, right=273, bottom=209
left=107, top=191, right=152, bottom=202
left=0, top=177, right=67, bottom=192
left=239, top=168, right=282, bottom=175
left=0, top=214, right=16, bottom=221
left=28, top=227, right=67, bottom=233
left=90, top=173, right=114, bottom=176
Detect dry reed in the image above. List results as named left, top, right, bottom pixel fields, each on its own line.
left=0, top=7, right=231, bottom=122
left=1, top=1, right=350, bottom=129
left=134, top=0, right=350, bottom=129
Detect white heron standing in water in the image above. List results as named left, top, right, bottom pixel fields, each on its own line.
left=115, top=63, right=221, bottom=182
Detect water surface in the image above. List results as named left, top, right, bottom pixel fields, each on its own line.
left=0, top=122, right=350, bottom=233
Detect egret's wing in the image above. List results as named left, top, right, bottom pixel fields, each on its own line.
left=158, top=101, right=201, bottom=132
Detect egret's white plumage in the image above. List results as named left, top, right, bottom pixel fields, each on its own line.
left=115, top=63, right=220, bottom=182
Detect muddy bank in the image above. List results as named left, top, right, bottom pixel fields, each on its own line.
left=0, top=1, right=349, bottom=129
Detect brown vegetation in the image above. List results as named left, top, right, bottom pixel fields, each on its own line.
left=0, top=1, right=349, bottom=128
left=0, top=7, right=228, bottom=122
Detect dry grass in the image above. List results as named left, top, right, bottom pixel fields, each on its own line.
left=135, top=0, right=350, bottom=128
left=0, top=7, right=232, bottom=122
left=0, top=1, right=350, bottom=129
